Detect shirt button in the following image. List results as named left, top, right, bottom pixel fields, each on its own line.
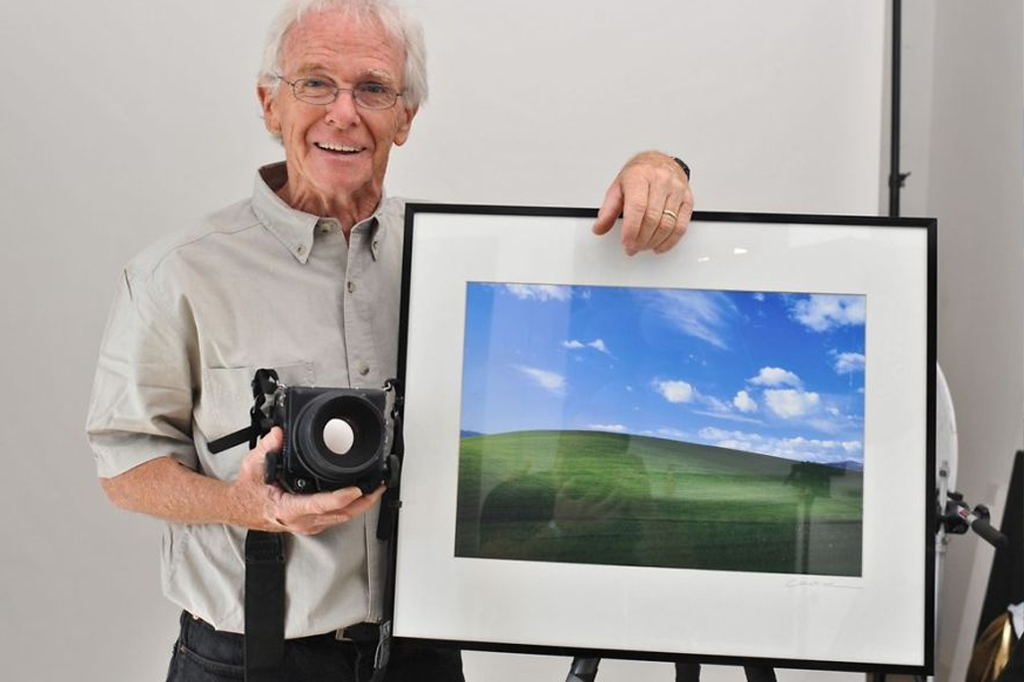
left=296, top=245, right=306, bottom=255
left=347, top=281, right=356, bottom=293
left=358, top=364, right=370, bottom=376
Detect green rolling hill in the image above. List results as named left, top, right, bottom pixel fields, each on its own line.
left=455, top=430, right=863, bottom=576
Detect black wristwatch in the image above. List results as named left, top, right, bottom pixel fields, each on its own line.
left=672, top=157, right=691, bottom=181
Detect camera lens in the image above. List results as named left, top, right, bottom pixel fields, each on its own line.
left=293, top=391, right=385, bottom=482
left=323, top=418, right=355, bottom=456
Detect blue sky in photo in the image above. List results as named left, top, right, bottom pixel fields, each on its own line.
left=459, top=283, right=867, bottom=467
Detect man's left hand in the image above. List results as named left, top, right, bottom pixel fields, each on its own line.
left=592, top=151, right=694, bottom=256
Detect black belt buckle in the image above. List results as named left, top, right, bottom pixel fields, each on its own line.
left=341, top=622, right=380, bottom=643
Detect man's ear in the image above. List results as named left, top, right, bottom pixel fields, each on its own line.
left=394, top=106, right=419, bottom=147
left=257, top=83, right=281, bottom=136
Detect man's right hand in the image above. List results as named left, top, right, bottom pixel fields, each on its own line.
left=100, top=427, right=383, bottom=534
left=230, top=427, right=385, bottom=535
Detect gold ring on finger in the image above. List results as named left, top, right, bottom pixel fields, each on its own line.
left=662, top=209, right=678, bottom=221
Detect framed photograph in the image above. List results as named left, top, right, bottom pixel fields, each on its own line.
left=391, top=205, right=936, bottom=673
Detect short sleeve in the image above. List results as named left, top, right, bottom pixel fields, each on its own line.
left=85, top=266, right=198, bottom=478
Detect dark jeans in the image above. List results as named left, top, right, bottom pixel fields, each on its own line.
left=166, top=612, right=465, bottom=682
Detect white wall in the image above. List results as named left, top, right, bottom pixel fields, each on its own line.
left=0, top=2, right=926, bottom=681
left=898, top=2, right=1024, bottom=682
left=390, top=0, right=886, bottom=215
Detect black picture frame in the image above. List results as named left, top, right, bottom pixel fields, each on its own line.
left=388, top=204, right=936, bottom=675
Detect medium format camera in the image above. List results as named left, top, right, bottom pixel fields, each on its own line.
left=209, top=369, right=401, bottom=495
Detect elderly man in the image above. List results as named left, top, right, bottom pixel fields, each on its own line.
left=86, top=0, right=692, bottom=680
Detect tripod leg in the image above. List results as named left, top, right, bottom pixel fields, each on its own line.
left=565, top=657, right=601, bottom=682
left=675, top=661, right=702, bottom=682
left=743, top=667, right=777, bottom=682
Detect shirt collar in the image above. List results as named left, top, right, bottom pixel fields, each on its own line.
left=252, top=162, right=386, bottom=263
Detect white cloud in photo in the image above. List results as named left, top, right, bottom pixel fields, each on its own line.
left=587, top=423, right=627, bottom=433
left=791, top=295, right=866, bottom=332
left=653, top=378, right=764, bottom=424
left=563, top=338, right=613, bottom=357
left=697, top=427, right=862, bottom=465
left=807, top=417, right=843, bottom=434
left=656, top=427, right=687, bottom=439
left=651, top=290, right=737, bottom=349
left=833, top=351, right=865, bottom=374
left=764, top=388, right=820, bottom=418
left=505, top=284, right=571, bottom=302
left=653, top=379, right=695, bottom=404
left=515, top=365, right=566, bottom=395
left=692, top=410, right=764, bottom=425
left=749, top=367, right=802, bottom=387
left=805, top=402, right=863, bottom=435
left=733, top=390, right=758, bottom=413
left=699, top=427, right=761, bottom=452
left=703, top=396, right=732, bottom=413
left=753, top=292, right=766, bottom=302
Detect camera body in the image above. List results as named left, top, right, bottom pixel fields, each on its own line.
left=209, top=369, right=401, bottom=495
left=266, top=385, right=396, bottom=494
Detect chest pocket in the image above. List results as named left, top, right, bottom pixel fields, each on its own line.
left=193, top=361, right=317, bottom=449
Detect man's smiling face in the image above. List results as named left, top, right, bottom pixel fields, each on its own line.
left=259, top=9, right=416, bottom=213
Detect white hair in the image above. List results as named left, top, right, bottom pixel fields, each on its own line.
left=258, top=0, right=428, bottom=109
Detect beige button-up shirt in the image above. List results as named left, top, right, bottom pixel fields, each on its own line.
left=86, top=163, right=405, bottom=638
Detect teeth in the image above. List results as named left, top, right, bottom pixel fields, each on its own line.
left=316, top=142, right=363, bottom=153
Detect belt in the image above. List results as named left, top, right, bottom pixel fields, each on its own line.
left=187, top=612, right=379, bottom=645
left=337, top=622, right=381, bottom=643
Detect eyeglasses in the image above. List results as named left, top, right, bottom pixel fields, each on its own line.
left=276, top=75, right=402, bottom=110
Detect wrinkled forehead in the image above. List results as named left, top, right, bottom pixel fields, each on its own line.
left=278, top=9, right=406, bottom=81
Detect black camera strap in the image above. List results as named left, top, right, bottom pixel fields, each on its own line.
left=242, top=529, right=394, bottom=682
left=208, top=369, right=281, bottom=455
left=243, top=530, right=285, bottom=682
left=367, top=379, right=405, bottom=682
left=234, top=373, right=401, bottom=682
left=376, top=380, right=404, bottom=543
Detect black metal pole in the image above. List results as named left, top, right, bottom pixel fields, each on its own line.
left=888, top=0, right=904, bottom=218
left=879, top=8, right=902, bottom=682
left=565, top=657, right=600, bottom=682
left=880, top=3, right=905, bottom=667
